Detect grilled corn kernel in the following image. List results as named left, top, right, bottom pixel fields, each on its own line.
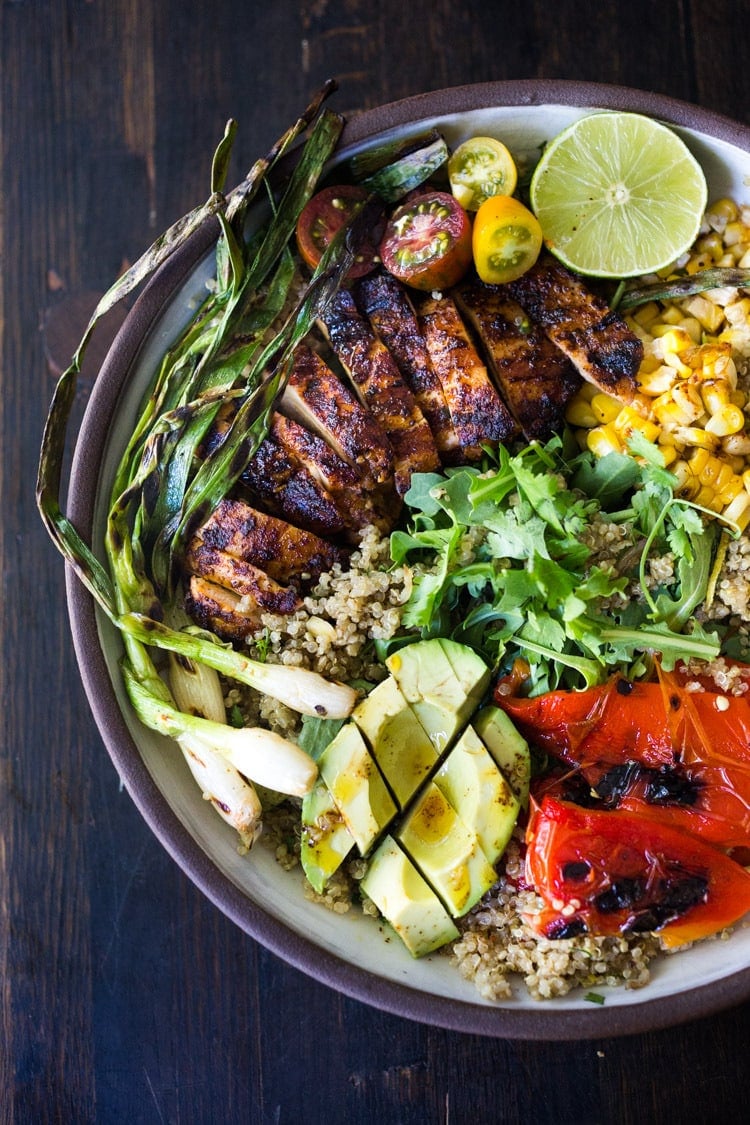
left=613, top=406, right=660, bottom=444
left=659, top=444, right=678, bottom=468
left=700, top=379, right=731, bottom=414
left=682, top=295, right=725, bottom=334
left=587, top=425, right=623, bottom=457
left=670, top=459, right=695, bottom=492
left=693, top=485, right=725, bottom=512
left=590, top=393, right=621, bottom=424
left=689, top=447, right=712, bottom=477
left=707, top=197, right=739, bottom=230
left=723, top=432, right=750, bottom=457
left=637, top=365, right=677, bottom=396
left=670, top=426, right=720, bottom=451
left=722, top=490, right=750, bottom=530
left=704, top=404, right=745, bottom=436
left=565, top=398, right=598, bottom=428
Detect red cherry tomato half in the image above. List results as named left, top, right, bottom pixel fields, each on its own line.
left=526, top=795, right=750, bottom=948
left=379, top=190, right=473, bottom=291
left=295, top=185, right=380, bottom=278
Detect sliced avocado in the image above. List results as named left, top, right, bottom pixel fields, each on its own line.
left=300, top=779, right=355, bottom=894
left=433, top=724, right=520, bottom=865
left=318, top=723, right=397, bottom=855
left=385, top=639, right=490, bottom=752
left=397, top=781, right=497, bottom=917
left=473, top=705, right=531, bottom=807
left=360, top=835, right=460, bottom=958
left=352, top=677, right=438, bottom=807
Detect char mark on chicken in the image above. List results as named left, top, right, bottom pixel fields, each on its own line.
left=455, top=282, right=582, bottom=440
left=415, top=292, right=519, bottom=459
left=320, top=288, right=440, bottom=493
left=280, top=344, right=395, bottom=495
left=270, top=413, right=395, bottom=533
left=504, top=256, right=642, bottom=402
left=353, top=271, right=461, bottom=461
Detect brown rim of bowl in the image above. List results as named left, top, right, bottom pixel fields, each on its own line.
left=65, top=79, right=750, bottom=1040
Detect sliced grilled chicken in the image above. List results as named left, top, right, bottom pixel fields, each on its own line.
left=270, top=414, right=394, bottom=533
left=504, top=256, right=642, bottom=402
left=190, top=497, right=347, bottom=583
left=280, top=344, right=394, bottom=493
left=353, top=271, right=461, bottom=461
left=242, top=433, right=348, bottom=539
left=320, top=289, right=440, bottom=493
left=415, top=292, right=519, bottom=459
left=184, top=573, right=299, bottom=641
left=455, top=282, right=582, bottom=440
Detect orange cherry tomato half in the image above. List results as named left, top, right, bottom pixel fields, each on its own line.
left=379, top=190, right=473, bottom=291
left=472, top=194, right=543, bottom=284
left=295, top=184, right=380, bottom=278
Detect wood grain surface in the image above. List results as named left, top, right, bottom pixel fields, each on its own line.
left=4, top=2, right=750, bottom=1122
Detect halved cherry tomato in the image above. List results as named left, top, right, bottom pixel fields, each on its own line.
left=472, top=194, right=543, bottom=284
left=496, top=668, right=750, bottom=848
left=295, top=185, right=380, bottom=278
left=448, top=136, right=518, bottom=211
left=379, top=190, right=472, bottom=291
left=526, top=795, right=750, bottom=947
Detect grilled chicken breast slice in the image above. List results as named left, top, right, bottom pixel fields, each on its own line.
left=190, top=497, right=347, bottom=583
left=280, top=344, right=394, bottom=493
left=270, top=414, right=395, bottom=533
left=504, top=256, right=642, bottom=402
left=415, top=292, right=519, bottom=458
left=455, top=283, right=582, bottom=440
left=242, top=433, right=348, bottom=538
left=353, top=271, right=461, bottom=460
left=184, top=573, right=300, bottom=641
left=320, top=289, right=440, bottom=493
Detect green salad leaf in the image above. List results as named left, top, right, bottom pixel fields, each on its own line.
left=391, top=437, right=721, bottom=692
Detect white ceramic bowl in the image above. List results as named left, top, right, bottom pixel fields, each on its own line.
left=65, top=79, right=750, bottom=1038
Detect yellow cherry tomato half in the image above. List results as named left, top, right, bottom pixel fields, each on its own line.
left=448, top=136, right=518, bottom=211
left=472, top=195, right=543, bottom=284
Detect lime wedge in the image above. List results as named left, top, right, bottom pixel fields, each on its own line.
left=529, top=111, right=708, bottom=278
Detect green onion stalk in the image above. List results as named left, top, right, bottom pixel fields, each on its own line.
left=36, top=84, right=364, bottom=795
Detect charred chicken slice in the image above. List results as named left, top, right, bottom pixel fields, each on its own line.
left=504, top=256, right=642, bottom=402
left=183, top=498, right=348, bottom=640
left=190, top=497, right=347, bottom=583
left=353, top=271, right=461, bottom=460
left=242, top=432, right=348, bottom=539
left=415, top=292, right=519, bottom=459
left=280, top=344, right=394, bottom=493
left=320, top=289, right=440, bottom=493
left=270, top=414, right=394, bottom=533
left=455, top=282, right=582, bottom=440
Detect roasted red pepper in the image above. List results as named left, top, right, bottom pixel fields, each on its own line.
left=526, top=796, right=750, bottom=947
left=496, top=668, right=750, bottom=849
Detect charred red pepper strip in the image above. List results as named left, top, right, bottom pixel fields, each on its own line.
left=526, top=796, right=750, bottom=948
left=496, top=675, right=675, bottom=769
left=496, top=668, right=750, bottom=849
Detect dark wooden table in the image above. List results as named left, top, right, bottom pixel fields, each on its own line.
left=5, top=2, right=750, bottom=1121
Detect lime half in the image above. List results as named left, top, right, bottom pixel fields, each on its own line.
left=529, top=111, right=708, bottom=278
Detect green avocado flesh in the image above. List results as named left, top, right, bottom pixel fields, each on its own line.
left=359, top=835, right=460, bottom=957
left=385, top=638, right=491, bottom=752
left=352, top=676, right=438, bottom=807
left=473, top=705, right=531, bottom=807
left=397, top=782, right=498, bottom=916
left=300, top=779, right=355, bottom=894
left=318, top=723, right=397, bottom=855
left=433, top=724, right=520, bottom=865
left=302, top=640, right=525, bottom=956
